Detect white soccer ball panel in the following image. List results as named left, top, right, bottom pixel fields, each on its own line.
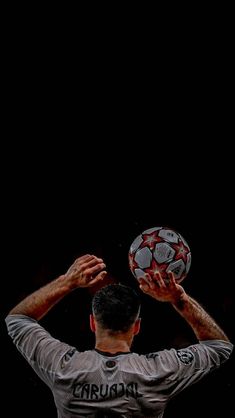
left=134, top=247, right=152, bottom=269
left=153, top=243, right=175, bottom=263
left=134, top=268, right=146, bottom=280
left=130, top=235, right=143, bottom=253
left=166, top=259, right=185, bottom=279
left=159, top=229, right=179, bottom=243
left=143, top=227, right=162, bottom=234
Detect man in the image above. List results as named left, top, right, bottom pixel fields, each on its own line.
left=5, top=254, right=233, bottom=417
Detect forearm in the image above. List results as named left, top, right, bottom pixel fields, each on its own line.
left=173, top=294, right=230, bottom=342
left=7, top=255, right=106, bottom=321
left=8, top=275, right=73, bottom=321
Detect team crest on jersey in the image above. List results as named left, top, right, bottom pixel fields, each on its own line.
left=176, top=350, right=194, bottom=365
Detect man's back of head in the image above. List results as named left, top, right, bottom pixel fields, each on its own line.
left=92, top=284, right=141, bottom=333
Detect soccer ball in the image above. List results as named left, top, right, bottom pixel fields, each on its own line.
left=128, top=226, right=191, bottom=283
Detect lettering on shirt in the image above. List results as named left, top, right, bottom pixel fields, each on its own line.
left=73, top=382, right=143, bottom=400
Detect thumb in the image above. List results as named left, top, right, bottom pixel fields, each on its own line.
left=98, top=271, right=107, bottom=280
left=140, top=283, right=149, bottom=292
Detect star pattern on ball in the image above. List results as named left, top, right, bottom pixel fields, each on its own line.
left=140, top=231, right=163, bottom=250
left=145, top=259, right=168, bottom=279
left=172, top=241, right=189, bottom=263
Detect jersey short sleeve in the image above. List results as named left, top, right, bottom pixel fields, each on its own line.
left=5, top=314, right=76, bottom=389
left=150, top=339, right=233, bottom=398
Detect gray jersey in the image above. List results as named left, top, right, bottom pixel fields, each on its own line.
left=5, top=315, right=233, bottom=418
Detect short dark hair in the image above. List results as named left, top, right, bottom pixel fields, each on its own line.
left=92, top=284, right=141, bottom=332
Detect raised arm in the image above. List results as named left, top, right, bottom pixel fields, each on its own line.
left=139, top=272, right=230, bottom=342
left=7, top=255, right=107, bottom=321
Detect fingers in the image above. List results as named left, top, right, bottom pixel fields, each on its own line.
left=78, top=255, right=107, bottom=284
left=155, top=272, right=167, bottom=288
left=86, top=261, right=106, bottom=277
left=72, top=255, right=105, bottom=275
left=88, top=271, right=107, bottom=286
left=83, top=256, right=106, bottom=276
left=138, top=271, right=173, bottom=294
left=138, top=274, right=157, bottom=293
left=139, top=278, right=150, bottom=292
left=77, top=254, right=93, bottom=262
left=168, top=271, right=176, bottom=285
left=76, top=255, right=102, bottom=267
left=140, top=273, right=153, bottom=287
left=66, top=255, right=94, bottom=273
left=139, top=272, right=166, bottom=289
